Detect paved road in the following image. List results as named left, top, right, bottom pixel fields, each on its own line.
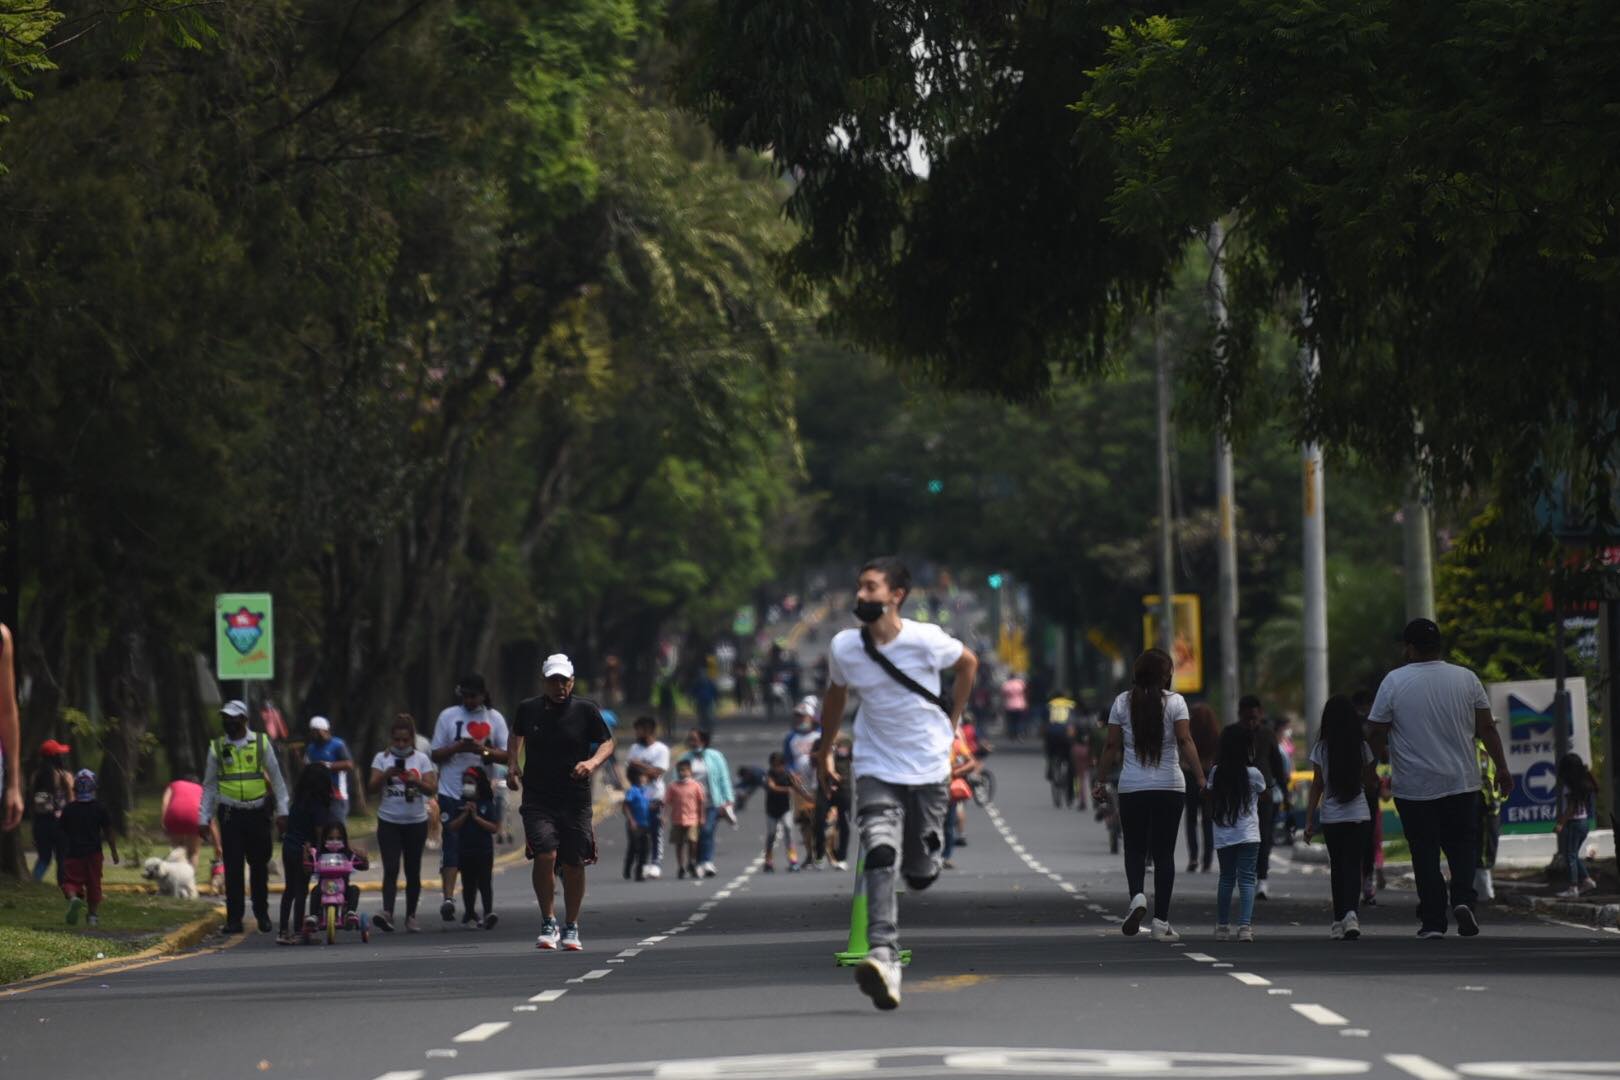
left=4, top=714, right=1617, bottom=1080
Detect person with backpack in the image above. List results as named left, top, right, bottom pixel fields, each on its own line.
left=817, top=556, right=979, bottom=1011
left=199, top=699, right=290, bottom=934
left=29, top=740, right=73, bottom=882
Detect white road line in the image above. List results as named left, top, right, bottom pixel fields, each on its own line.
left=1267, top=988, right=1293, bottom=996
left=1291, top=1003, right=1349, bottom=1026
left=513, top=1005, right=538, bottom=1012
left=688, top=913, right=708, bottom=922
left=607, top=959, right=624, bottom=964
left=566, top=969, right=612, bottom=984
left=617, top=948, right=643, bottom=958
left=1011, top=844, right=1026, bottom=854
left=1059, top=883, right=1077, bottom=893
left=529, top=989, right=567, bottom=1003
left=424, top=1050, right=458, bottom=1060
left=453, top=1022, right=511, bottom=1043
left=1384, top=1054, right=1460, bottom=1080
left=1212, top=963, right=1233, bottom=969
left=699, top=902, right=717, bottom=910
left=372, top=1072, right=425, bottom=1080
left=1087, top=903, right=1105, bottom=912
left=1184, top=952, right=1219, bottom=962
left=640, top=935, right=669, bottom=944
left=1229, top=972, right=1271, bottom=987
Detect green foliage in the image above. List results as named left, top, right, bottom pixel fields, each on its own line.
left=1437, top=511, right=1559, bottom=682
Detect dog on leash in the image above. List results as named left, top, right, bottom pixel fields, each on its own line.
left=143, top=847, right=199, bottom=900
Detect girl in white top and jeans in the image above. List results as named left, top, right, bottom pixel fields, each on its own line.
left=1304, top=695, right=1378, bottom=939
left=1208, top=724, right=1265, bottom=941
left=1095, top=649, right=1205, bottom=941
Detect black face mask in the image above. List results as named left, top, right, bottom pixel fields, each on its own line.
left=853, top=600, right=884, bottom=624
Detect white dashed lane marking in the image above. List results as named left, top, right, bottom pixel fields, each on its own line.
left=1292, top=1003, right=1350, bottom=1026
left=371, top=1072, right=425, bottom=1080
left=567, top=969, right=612, bottom=984
left=453, top=1022, right=511, bottom=1043
left=1184, top=952, right=1219, bottom=963
left=1385, top=1055, right=1461, bottom=1080
left=528, top=989, right=567, bottom=1002
left=1229, top=972, right=1271, bottom=986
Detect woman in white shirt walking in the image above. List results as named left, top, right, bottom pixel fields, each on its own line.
left=1094, top=649, right=1205, bottom=941
left=1304, top=695, right=1378, bottom=939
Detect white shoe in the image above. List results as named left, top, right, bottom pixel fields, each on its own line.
left=1475, top=868, right=1495, bottom=901
left=644, top=864, right=662, bottom=880
left=1581, top=877, right=1599, bottom=893
left=1121, top=893, right=1149, bottom=936
left=854, top=953, right=901, bottom=1010
left=1330, top=920, right=1345, bottom=940
left=1237, top=925, right=1255, bottom=942
left=1151, top=919, right=1180, bottom=942
left=1342, top=911, right=1360, bottom=940
left=701, top=861, right=717, bottom=878
left=1214, top=924, right=1231, bottom=941
left=1555, top=886, right=1583, bottom=899
left=1255, top=881, right=1269, bottom=899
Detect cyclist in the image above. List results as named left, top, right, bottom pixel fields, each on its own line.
left=1043, top=694, right=1076, bottom=807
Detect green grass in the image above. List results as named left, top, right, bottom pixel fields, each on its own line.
left=0, top=878, right=215, bottom=985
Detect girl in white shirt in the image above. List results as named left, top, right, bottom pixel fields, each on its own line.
left=1304, top=695, right=1378, bottom=939
left=1208, top=724, right=1266, bottom=941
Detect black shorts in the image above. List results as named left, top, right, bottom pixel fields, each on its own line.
left=520, top=802, right=597, bottom=867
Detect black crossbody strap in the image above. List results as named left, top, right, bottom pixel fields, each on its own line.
left=860, top=626, right=950, bottom=714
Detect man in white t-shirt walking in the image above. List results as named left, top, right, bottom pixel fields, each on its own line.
left=819, top=557, right=978, bottom=1011
left=625, top=716, right=671, bottom=879
left=430, top=674, right=509, bottom=922
left=1368, top=619, right=1512, bottom=938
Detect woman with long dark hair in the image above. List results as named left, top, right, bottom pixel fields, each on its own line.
left=1304, top=695, right=1377, bottom=939
left=1555, top=752, right=1599, bottom=897
left=1185, top=703, right=1221, bottom=872
left=278, top=762, right=332, bottom=943
left=1094, top=649, right=1205, bottom=940
left=1208, top=724, right=1265, bottom=940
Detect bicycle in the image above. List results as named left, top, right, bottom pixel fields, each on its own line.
left=968, top=768, right=996, bottom=807
left=1046, top=747, right=1073, bottom=808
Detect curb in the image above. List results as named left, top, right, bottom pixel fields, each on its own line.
left=2, top=905, right=230, bottom=993
left=1505, top=892, right=1620, bottom=929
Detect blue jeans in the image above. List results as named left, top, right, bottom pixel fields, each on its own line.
left=1217, top=842, right=1259, bottom=927
left=1564, top=817, right=1591, bottom=884
left=697, top=803, right=719, bottom=864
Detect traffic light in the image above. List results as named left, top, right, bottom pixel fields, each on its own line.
left=987, top=573, right=1004, bottom=590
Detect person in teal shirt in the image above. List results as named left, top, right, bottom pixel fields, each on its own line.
left=679, top=728, right=733, bottom=877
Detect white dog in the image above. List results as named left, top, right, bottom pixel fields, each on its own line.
left=143, top=846, right=199, bottom=900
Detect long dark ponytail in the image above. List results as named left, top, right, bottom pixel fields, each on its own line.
left=1558, top=752, right=1597, bottom=807
left=1318, top=695, right=1365, bottom=805
left=1210, top=724, right=1255, bottom=827
left=1128, top=649, right=1173, bottom=766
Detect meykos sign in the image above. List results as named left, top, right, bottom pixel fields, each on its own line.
left=1486, top=678, right=1590, bottom=834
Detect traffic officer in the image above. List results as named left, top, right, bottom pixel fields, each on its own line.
left=199, top=699, right=289, bottom=933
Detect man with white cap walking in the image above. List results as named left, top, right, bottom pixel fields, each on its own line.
left=302, top=716, right=354, bottom=823
left=200, top=700, right=289, bottom=933
left=509, top=654, right=614, bottom=951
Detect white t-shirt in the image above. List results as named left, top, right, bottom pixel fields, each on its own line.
left=828, top=620, right=964, bottom=786
left=1107, top=690, right=1189, bottom=793
left=1309, top=741, right=1374, bottom=824
left=1209, top=765, right=1266, bottom=848
left=1367, top=661, right=1487, bottom=800
left=430, top=705, right=510, bottom=799
left=626, top=740, right=671, bottom=802
left=371, top=749, right=435, bottom=824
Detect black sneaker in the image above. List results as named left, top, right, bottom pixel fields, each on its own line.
left=221, top=921, right=244, bottom=935
left=1417, top=927, right=1446, bottom=939
left=482, top=912, right=499, bottom=930
left=440, top=898, right=456, bottom=922
left=255, top=912, right=273, bottom=933
left=1454, top=905, right=1480, bottom=937
left=372, top=912, right=395, bottom=933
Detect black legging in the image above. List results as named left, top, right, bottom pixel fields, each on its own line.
left=1183, top=774, right=1213, bottom=869
left=279, top=841, right=311, bottom=933
left=460, top=850, right=494, bottom=920
left=377, top=819, right=428, bottom=919
left=1119, top=789, right=1185, bottom=920
left=1323, top=821, right=1368, bottom=921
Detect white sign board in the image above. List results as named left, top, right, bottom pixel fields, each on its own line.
left=1486, top=678, right=1591, bottom=834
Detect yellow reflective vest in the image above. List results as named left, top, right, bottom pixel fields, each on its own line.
left=214, top=732, right=271, bottom=804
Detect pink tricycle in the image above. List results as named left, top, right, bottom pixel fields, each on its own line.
left=303, top=847, right=369, bottom=945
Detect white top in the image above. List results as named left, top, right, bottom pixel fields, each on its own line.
left=1107, top=690, right=1189, bottom=793
left=1367, top=661, right=1487, bottom=800
left=430, top=705, right=510, bottom=799
left=1209, top=765, right=1266, bottom=848
left=626, top=740, right=671, bottom=802
left=371, top=750, right=435, bottom=824
left=828, top=620, right=965, bottom=785
left=1309, top=741, right=1374, bottom=823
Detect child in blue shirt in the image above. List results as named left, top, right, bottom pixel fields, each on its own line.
left=623, top=775, right=652, bottom=881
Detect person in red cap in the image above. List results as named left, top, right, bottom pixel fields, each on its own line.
left=28, top=740, right=74, bottom=881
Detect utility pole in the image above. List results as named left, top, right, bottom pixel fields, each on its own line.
left=1300, top=296, right=1329, bottom=743
left=1209, top=222, right=1240, bottom=728
left=1155, top=315, right=1176, bottom=660
left=1403, top=426, right=1436, bottom=621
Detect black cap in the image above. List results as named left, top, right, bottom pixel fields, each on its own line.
left=1403, top=618, right=1442, bottom=652
left=456, top=673, right=487, bottom=695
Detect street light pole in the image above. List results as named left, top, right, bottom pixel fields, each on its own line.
left=1403, top=424, right=1436, bottom=621
left=1300, top=295, right=1329, bottom=743
left=1210, top=222, right=1240, bottom=728
left=1155, top=314, right=1176, bottom=659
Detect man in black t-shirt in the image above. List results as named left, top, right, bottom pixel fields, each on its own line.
left=508, top=653, right=614, bottom=952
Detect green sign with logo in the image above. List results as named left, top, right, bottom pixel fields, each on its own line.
left=216, top=593, right=274, bottom=681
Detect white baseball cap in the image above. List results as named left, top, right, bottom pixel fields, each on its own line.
left=309, top=716, right=331, bottom=732
left=795, top=695, right=820, bottom=717
left=221, top=700, right=249, bottom=719
left=542, top=654, right=575, bottom=679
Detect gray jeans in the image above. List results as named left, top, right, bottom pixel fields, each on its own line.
left=857, top=775, right=948, bottom=960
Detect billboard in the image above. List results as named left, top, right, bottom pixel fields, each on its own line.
left=1486, top=678, right=1591, bottom=834
left=1142, top=594, right=1203, bottom=694
left=215, top=593, right=274, bottom=681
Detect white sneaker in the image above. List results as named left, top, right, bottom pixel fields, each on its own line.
left=1255, top=881, right=1269, bottom=899
left=1121, top=893, right=1149, bottom=936
left=536, top=917, right=560, bottom=950
left=1214, top=924, right=1231, bottom=941
left=701, top=861, right=717, bottom=878
left=1330, top=920, right=1345, bottom=940
left=1342, top=911, right=1360, bottom=940
left=1580, top=877, right=1599, bottom=893
left=1150, top=919, right=1180, bottom=942
left=1555, top=886, right=1583, bottom=899
left=1237, top=925, right=1255, bottom=942
left=644, top=864, right=662, bottom=880
left=854, top=954, right=901, bottom=1010
left=1475, top=867, right=1495, bottom=901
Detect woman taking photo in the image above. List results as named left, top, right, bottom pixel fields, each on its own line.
left=370, top=715, right=437, bottom=933
left=1094, top=649, right=1205, bottom=941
